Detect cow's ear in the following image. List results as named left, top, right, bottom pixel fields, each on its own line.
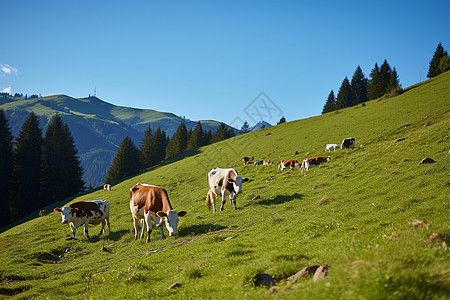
left=156, top=211, right=167, bottom=219
left=178, top=211, right=187, bottom=217
left=243, top=177, right=249, bottom=182
left=227, top=178, right=235, bottom=184
left=72, top=207, right=79, bottom=212
left=54, top=208, right=62, bottom=213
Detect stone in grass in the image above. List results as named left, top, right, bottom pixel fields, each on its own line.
left=254, top=273, right=275, bottom=288
left=168, top=282, right=182, bottom=289
left=419, top=157, right=435, bottom=164
left=312, top=264, right=329, bottom=282
left=287, top=265, right=320, bottom=281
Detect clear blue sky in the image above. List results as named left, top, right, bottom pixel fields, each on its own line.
left=1, top=0, right=449, bottom=128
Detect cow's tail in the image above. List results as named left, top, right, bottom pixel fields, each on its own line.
left=206, top=190, right=212, bottom=210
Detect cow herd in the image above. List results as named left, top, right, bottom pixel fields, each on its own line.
left=54, top=137, right=355, bottom=242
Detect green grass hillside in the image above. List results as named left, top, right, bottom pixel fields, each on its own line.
left=1, top=73, right=449, bottom=299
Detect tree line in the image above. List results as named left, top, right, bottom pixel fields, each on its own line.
left=322, top=42, right=449, bottom=114
left=0, top=111, right=84, bottom=227
left=105, top=122, right=235, bottom=182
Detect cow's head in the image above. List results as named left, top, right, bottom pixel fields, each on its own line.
left=156, top=210, right=187, bottom=237
left=227, top=175, right=249, bottom=195
left=54, top=206, right=78, bottom=224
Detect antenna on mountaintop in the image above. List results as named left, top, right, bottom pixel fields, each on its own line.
left=94, top=87, right=97, bottom=97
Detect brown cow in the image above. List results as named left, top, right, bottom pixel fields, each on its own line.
left=278, top=160, right=300, bottom=171
left=301, top=156, right=331, bottom=173
left=129, top=183, right=187, bottom=242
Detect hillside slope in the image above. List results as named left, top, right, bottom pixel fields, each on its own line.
left=0, top=95, right=227, bottom=187
left=0, top=73, right=449, bottom=299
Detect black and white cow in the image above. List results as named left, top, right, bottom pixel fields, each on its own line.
left=341, top=138, right=355, bottom=150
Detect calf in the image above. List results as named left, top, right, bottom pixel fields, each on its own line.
left=301, top=156, right=331, bottom=173
left=240, top=156, right=254, bottom=164
left=206, top=168, right=249, bottom=213
left=54, top=200, right=110, bottom=238
left=325, top=144, right=338, bottom=152
left=278, top=160, right=300, bottom=172
left=130, top=183, right=187, bottom=242
left=341, top=138, right=355, bottom=150
left=103, top=184, right=111, bottom=191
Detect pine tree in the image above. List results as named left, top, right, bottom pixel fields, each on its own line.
left=335, top=77, right=354, bottom=109
left=41, top=114, right=84, bottom=205
left=322, top=90, right=336, bottom=114
left=203, top=129, right=212, bottom=146
left=211, top=123, right=227, bottom=143
left=165, top=123, right=188, bottom=159
left=106, top=136, right=140, bottom=182
left=427, top=43, right=447, bottom=78
left=240, top=121, right=250, bottom=133
left=379, top=60, right=392, bottom=95
left=387, top=67, right=400, bottom=91
left=350, top=66, right=368, bottom=104
left=368, top=63, right=384, bottom=100
left=139, top=125, right=153, bottom=169
left=187, top=121, right=203, bottom=150
left=11, top=112, right=43, bottom=219
left=277, top=116, right=286, bottom=124
left=150, top=127, right=167, bottom=165
left=0, top=110, right=14, bottom=226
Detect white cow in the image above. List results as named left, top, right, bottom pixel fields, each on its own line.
left=206, top=168, right=248, bottom=213
left=325, top=144, right=338, bottom=152
left=54, top=200, right=110, bottom=238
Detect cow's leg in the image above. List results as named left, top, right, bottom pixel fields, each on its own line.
left=69, top=224, right=76, bottom=238
left=211, top=193, right=216, bottom=213
left=232, top=198, right=237, bottom=210
left=220, top=191, right=226, bottom=211
left=106, top=217, right=111, bottom=235
left=158, top=225, right=165, bottom=239
left=99, top=219, right=105, bottom=236
left=84, top=219, right=90, bottom=239
left=144, top=212, right=152, bottom=243
left=133, top=217, right=140, bottom=240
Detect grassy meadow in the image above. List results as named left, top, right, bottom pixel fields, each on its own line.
left=1, top=72, right=449, bottom=299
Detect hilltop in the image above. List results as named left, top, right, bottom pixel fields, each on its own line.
left=0, top=95, right=228, bottom=187
left=0, top=72, right=449, bottom=299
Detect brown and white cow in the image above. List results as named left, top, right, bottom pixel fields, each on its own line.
left=103, top=184, right=111, bottom=191
left=301, top=156, right=331, bottom=173
left=54, top=200, right=110, bottom=239
left=254, top=159, right=271, bottom=165
left=278, top=160, right=300, bottom=171
left=240, top=156, right=254, bottom=164
left=129, top=183, right=187, bottom=243
left=206, top=168, right=249, bottom=213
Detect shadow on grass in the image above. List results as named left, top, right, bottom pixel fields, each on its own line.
left=254, top=193, right=303, bottom=206
left=179, top=223, right=227, bottom=237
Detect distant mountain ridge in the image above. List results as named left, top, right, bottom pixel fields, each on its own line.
left=0, top=94, right=229, bottom=187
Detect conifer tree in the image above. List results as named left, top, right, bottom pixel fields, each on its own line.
left=0, top=110, right=13, bottom=226
left=106, top=136, right=140, bottom=182
left=350, top=66, right=368, bottom=104
left=379, top=60, right=392, bottom=95
left=150, top=127, right=167, bottom=165
left=203, top=129, right=212, bottom=146
left=427, top=42, right=447, bottom=78
left=165, top=123, right=188, bottom=159
left=368, top=63, right=384, bottom=100
left=42, top=114, right=84, bottom=205
left=387, top=67, right=400, bottom=91
left=277, top=116, right=286, bottom=124
left=335, top=77, right=354, bottom=109
left=187, top=121, right=203, bottom=150
left=211, top=123, right=227, bottom=143
left=322, top=90, right=336, bottom=114
left=139, top=125, right=153, bottom=169
left=11, top=112, right=43, bottom=218
left=240, top=121, right=250, bottom=133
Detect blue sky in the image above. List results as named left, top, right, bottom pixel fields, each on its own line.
left=1, top=0, right=449, bottom=128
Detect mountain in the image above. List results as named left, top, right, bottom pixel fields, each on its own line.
left=0, top=94, right=230, bottom=187
left=250, top=120, right=272, bottom=131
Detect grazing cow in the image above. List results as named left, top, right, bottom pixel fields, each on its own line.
left=54, top=200, right=110, bottom=238
left=129, top=183, right=187, bottom=242
left=325, top=144, right=338, bottom=152
left=240, top=156, right=254, bottom=164
left=341, top=138, right=355, bottom=150
left=301, top=156, right=331, bottom=173
left=278, top=160, right=300, bottom=172
left=103, top=184, right=111, bottom=191
left=39, top=210, right=47, bottom=217
left=206, top=168, right=249, bottom=213
left=254, top=159, right=271, bottom=166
